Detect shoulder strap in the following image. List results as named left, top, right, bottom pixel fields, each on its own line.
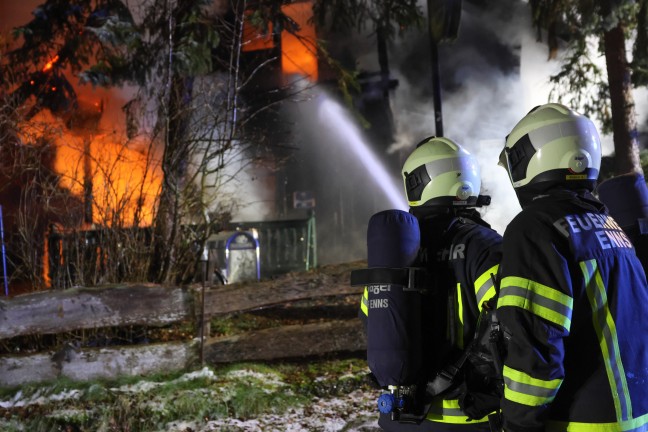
left=349, top=267, right=433, bottom=292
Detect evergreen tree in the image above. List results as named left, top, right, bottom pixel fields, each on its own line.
left=529, top=0, right=648, bottom=175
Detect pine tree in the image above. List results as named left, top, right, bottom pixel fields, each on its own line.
left=529, top=0, right=648, bottom=176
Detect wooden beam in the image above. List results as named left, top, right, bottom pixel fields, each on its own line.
left=0, top=284, right=194, bottom=339
left=0, top=341, right=194, bottom=388
left=204, top=319, right=366, bottom=363
left=0, top=319, right=367, bottom=387
left=202, top=261, right=364, bottom=315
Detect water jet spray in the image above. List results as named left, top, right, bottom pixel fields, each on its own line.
left=318, top=96, right=408, bottom=211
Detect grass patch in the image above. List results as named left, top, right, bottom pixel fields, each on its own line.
left=287, top=358, right=374, bottom=398
left=0, top=359, right=372, bottom=431
left=209, top=295, right=360, bottom=338
left=210, top=313, right=286, bottom=337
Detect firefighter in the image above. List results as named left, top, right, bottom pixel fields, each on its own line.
left=496, top=103, right=648, bottom=431
left=361, top=136, right=503, bottom=431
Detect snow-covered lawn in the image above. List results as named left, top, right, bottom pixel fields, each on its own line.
left=0, top=360, right=384, bottom=431
left=166, top=387, right=380, bottom=431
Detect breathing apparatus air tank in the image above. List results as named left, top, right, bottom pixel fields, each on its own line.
left=352, top=209, right=428, bottom=420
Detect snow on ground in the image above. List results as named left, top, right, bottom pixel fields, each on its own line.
left=0, top=366, right=385, bottom=431
left=163, top=388, right=381, bottom=432
left=159, top=367, right=383, bottom=432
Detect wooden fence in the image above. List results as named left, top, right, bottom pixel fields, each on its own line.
left=46, top=216, right=317, bottom=290
left=0, top=262, right=366, bottom=388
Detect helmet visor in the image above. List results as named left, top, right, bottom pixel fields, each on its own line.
left=498, top=146, right=513, bottom=182
left=404, top=164, right=431, bottom=202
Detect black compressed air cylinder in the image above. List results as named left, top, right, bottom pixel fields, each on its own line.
left=366, top=209, right=422, bottom=387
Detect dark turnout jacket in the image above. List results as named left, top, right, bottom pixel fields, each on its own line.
left=496, top=189, right=648, bottom=432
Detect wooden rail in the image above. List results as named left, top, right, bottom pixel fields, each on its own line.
left=0, top=262, right=367, bottom=388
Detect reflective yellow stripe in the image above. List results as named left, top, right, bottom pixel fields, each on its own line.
left=360, top=287, right=368, bottom=316
left=474, top=264, right=499, bottom=307
left=503, top=365, right=562, bottom=407
left=580, top=259, right=632, bottom=422
left=456, top=282, right=464, bottom=349
left=497, top=276, right=573, bottom=331
left=426, top=398, right=490, bottom=424
left=546, top=411, right=648, bottom=431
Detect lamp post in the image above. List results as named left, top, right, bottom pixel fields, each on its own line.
left=427, top=0, right=462, bottom=137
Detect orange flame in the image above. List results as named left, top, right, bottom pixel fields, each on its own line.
left=55, top=134, right=162, bottom=227
left=281, top=1, right=318, bottom=82
left=20, top=107, right=162, bottom=228
left=241, top=1, right=318, bottom=82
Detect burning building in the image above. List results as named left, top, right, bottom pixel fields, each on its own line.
left=0, top=0, right=403, bottom=291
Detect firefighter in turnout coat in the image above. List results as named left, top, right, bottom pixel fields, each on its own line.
left=496, top=103, right=648, bottom=431
left=361, top=137, right=503, bottom=431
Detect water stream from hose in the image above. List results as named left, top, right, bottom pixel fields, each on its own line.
left=318, top=96, right=408, bottom=211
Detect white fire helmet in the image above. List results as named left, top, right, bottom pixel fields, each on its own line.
left=402, top=136, right=482, bottom=207
left=499, top=103, right=601, bottom=190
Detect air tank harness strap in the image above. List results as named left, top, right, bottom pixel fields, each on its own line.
left=425, top=293, right=504, bottom=400
left=350, top=267, right=433, bottom=292
left=425, top=337, right=476, bottom=398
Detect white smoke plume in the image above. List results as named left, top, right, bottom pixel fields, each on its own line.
left=381, top=0, right=548, bottom=233
left=380, top=0, right=647, bottom=234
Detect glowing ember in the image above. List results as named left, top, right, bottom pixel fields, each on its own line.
left=42, top=55, right=59, bottom=72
